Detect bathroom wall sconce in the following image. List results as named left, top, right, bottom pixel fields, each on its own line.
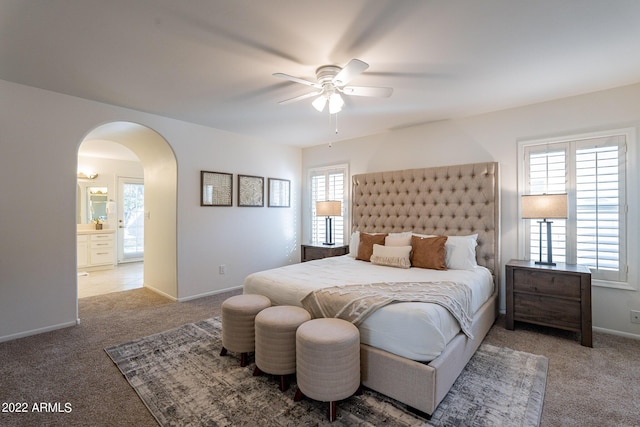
left=78, top=171, right=98, bottom=180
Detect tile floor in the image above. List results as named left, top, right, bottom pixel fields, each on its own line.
left=78, top=262, right=143, bottom=298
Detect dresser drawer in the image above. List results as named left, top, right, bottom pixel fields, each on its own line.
left=514, top=294, right=581, bottom=330
left=90, top=233, right=114, bottom=242
left=301, top=244, right=349, bottom=262
left=90, top=232, right=114, bottom=249
left=90, top=239, right=113, bottom=249
left=90, top=248, right=114, bottom=265
left=512, top=269, right=581, bottom=298
left=303, top=246, right=329, bottom=261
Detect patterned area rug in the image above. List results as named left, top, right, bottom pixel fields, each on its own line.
left=105, top=317, right=547, bottom=426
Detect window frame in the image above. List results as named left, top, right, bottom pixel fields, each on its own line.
left=518, top=127, right=637, bottom=290
left=308, top=163, right=349, bottom=245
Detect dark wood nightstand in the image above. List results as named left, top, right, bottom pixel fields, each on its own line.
left=505, top=259, right=592, bottom=347
left=301, top=243, right=349, bottom=262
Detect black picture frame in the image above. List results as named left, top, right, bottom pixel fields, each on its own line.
left=201, top=171, right=233, bottom=206
left=238, top=174, right=264, bottom=207
left=268, top=178, right=290, bottom=207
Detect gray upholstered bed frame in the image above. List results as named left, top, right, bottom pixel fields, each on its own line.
left=352, top=161, right=500, bottom=416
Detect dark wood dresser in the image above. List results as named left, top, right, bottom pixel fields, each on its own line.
left=301, top=243, right=349, bottom=262
left=505, top=259, right=592, bottom=347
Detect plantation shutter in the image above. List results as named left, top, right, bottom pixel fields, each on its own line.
left=574, top=137, right=626, bottom=281
left=523, top=134, right=627, bottom=282
left=309, top=164, right=347, bottom=245
left=525, top=147, right=568, bottom=264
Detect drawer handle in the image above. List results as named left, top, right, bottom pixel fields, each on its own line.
left=96, top=252, right=109, bottom=255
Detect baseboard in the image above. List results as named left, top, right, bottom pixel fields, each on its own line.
left=177, top=285, right=242, bottom=302
left=593, top=326, right=640, bottom=341
left=144, top=284, right=178, bottom=301
left=0, top=320, right=77, bottom=343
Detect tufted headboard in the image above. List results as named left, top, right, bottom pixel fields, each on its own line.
left=351, top=162, right=500, bottom=285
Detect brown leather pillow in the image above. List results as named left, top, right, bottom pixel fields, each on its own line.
left=356, top=233, right=388, bottom=261
left=411, top=235, right=448, bottom=270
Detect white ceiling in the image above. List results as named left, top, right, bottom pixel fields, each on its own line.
left=3, top=0, right=640, bottom=149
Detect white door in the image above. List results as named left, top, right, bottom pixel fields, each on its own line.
left=117, top=177, right=144, bottom=263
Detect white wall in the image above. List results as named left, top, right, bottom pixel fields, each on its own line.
left=0, top=79, right=301, bottom=342
left=302, top=83, right=640, bottom=338
left=167, top=121, right=301, bottom=300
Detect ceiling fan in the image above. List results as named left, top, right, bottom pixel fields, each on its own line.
left=273, top=59, right=393, bottom=114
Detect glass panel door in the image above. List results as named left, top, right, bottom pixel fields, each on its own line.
left=118, top=177, right=144, bottom=262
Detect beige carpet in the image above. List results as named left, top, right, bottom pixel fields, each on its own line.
left=0, top=287, right=639, bottom=426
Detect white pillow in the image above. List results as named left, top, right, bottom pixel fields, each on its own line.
left=370, top=244, right=412, bottom=269
left=445, top=234, right=478, bottom=270
left=385, top=231, right=413, bottom=246
left=348, top=231, right=360, bottom=257
left=412, top=232, right=435, bottom=239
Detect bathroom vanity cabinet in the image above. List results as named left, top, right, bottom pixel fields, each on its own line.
left=77, top=229, right=116, bottom=271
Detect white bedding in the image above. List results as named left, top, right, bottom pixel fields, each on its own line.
left=243, top=255, right=494, bottom=361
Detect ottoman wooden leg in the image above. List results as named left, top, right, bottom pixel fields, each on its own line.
left=328, top=401, right=337, bottom=422
left=221, top=346, right=247, bottom=367
left=294, top=388, right=305, bottom=402
left=279, top=375, right=289, bottom=392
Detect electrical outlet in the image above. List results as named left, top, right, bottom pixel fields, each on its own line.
left=218, top=265, right=226, bottom=275
left=631, top=310, right=640, bottom=324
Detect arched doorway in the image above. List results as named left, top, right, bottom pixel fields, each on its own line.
left=77, top=121, right=178, bottom=300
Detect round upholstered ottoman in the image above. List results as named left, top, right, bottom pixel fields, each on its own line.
left=294, top=318, right=361, bottom=422
left=220, top=294, right=271, bottom=367
left=253, top=305, right=311, bottom=391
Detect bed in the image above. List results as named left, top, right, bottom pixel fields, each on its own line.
left=243, top=161, right=500, bottom=416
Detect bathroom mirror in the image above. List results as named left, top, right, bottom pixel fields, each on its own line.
left=77, top=183, right=108, bottom=224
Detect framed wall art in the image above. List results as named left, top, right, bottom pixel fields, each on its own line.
left=238, top=174, right=264, bottom=207
left=201, top=171, right=233, bottom=206
left=268, top=178, right=290, bottom=207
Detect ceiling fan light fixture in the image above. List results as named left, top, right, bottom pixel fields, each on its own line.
left=312, top=95, right=327, bottom=112
left=274, top=58, right=390, bottom=118
left=328, top=93, right=344, bottom=114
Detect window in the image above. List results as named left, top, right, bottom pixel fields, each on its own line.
left=309, top=164, right=348, bottom=245
left=520, top=130, right=630, bottom=283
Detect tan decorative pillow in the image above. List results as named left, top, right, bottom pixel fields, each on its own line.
left=411, top=235, right=448, bottom=270
left=385, top=231, right=413, bottom=246
left=356, top=233, right=388, bottom=261
left=370, top=244, right=412, bottom=268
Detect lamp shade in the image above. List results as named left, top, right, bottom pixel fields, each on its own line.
left=312, top=95, right=327, bottom=112
left=328, top=93, right=344, bottom=114
left=316, top=200, right=342, bottom=217
left=521, top=194, right=568, bottom=219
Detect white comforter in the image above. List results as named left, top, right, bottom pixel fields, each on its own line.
left=243, top=255, right=494, bottom=361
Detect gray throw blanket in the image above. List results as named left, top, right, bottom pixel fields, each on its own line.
left=301, top=281, right=474, bottom=339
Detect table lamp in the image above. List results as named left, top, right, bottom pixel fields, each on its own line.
left=316, top=200, right=342, bottom=245
left=521, top=193, right=568, bottom=266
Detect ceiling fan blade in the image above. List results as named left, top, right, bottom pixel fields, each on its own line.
left=272, top=73, right=321, bottom=88
left=341, top=85, right=393, bottom=97
left=333, top=59, right=369, bottom=86
left=277, top=90, right=322, bottom=105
